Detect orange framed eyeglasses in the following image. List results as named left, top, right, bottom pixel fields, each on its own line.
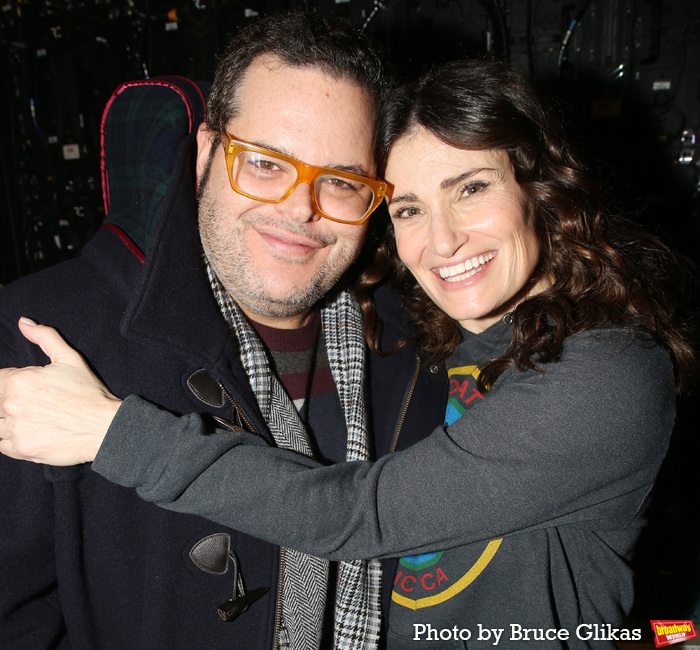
left=219, top=132, right=391, bottom=225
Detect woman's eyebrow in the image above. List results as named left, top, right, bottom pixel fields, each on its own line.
left=387, top=192, right=418, bottom=206
left=388, top=167, right=500, bottom=206
left=439, top=167, right=494, bottom=192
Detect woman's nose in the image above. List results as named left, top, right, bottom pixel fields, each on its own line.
left=429, top=211, right=468, bottom=258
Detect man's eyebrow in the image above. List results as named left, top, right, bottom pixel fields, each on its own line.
left=329, top=163, right=371, bottom=177
left=249, top=140, right=370, bottom=177
left=250, top=139, right=291, bottom=156
left=439, top=168, right=494, bottom=192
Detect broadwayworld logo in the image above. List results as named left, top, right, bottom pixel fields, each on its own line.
left=651, top=620, right=698, bottom=647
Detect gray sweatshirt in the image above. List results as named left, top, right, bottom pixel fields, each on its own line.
left=94, top=324, right=675, bottom=648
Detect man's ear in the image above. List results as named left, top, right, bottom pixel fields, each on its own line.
left=195, top=123, right=216, bottom=183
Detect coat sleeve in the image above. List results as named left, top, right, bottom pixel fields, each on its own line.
left=0, top=325, right=68, bottom=648
left=93, top=329, right=676, bottom=561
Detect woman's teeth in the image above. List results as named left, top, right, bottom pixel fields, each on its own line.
left=438, top=252, right=495, bottom=282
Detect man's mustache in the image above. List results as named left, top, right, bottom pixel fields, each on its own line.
left=243, top=213, right=337, bottom=247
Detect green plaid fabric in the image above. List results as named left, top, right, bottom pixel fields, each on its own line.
left=101, top=78, right=207, bottom=254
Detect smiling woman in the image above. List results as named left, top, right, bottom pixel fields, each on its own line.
left=372, top=60, right=697, bottom=391
left=0, top=59, right=697, bottom=650
left=385, top=141, right=544, bottom=334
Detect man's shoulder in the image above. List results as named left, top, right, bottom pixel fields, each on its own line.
left=0, top=227, right=145, bottom=362
left=371, top=282, right=413, bottom=350
left=372, top=282, right=403, bottom=322
left=3, top=226, right=142, bottom=298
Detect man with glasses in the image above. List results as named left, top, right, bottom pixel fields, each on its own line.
left=0, top=12, right=444, bottom=650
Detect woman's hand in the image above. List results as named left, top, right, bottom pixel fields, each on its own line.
left=0, top=318, right=122, bottom=465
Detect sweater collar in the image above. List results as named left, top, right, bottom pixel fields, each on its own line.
left=457, top=315, right=514, bottom=361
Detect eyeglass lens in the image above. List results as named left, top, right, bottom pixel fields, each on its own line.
left=231, top=151, right=375, bottom=222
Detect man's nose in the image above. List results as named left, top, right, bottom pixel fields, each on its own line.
left=279, top=182, right=320, bottom=223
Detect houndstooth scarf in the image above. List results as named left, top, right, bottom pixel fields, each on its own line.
left=207, top=263, right=381, bottom=650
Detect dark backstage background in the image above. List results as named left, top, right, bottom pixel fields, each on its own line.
left=1, top=0, right=698, bottom=642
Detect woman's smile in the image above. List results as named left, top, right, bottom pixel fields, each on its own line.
left=436, top=251, right=496, bottom=282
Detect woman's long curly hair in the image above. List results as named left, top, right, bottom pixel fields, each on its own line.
left=356, top=59, right=698, bottom=392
